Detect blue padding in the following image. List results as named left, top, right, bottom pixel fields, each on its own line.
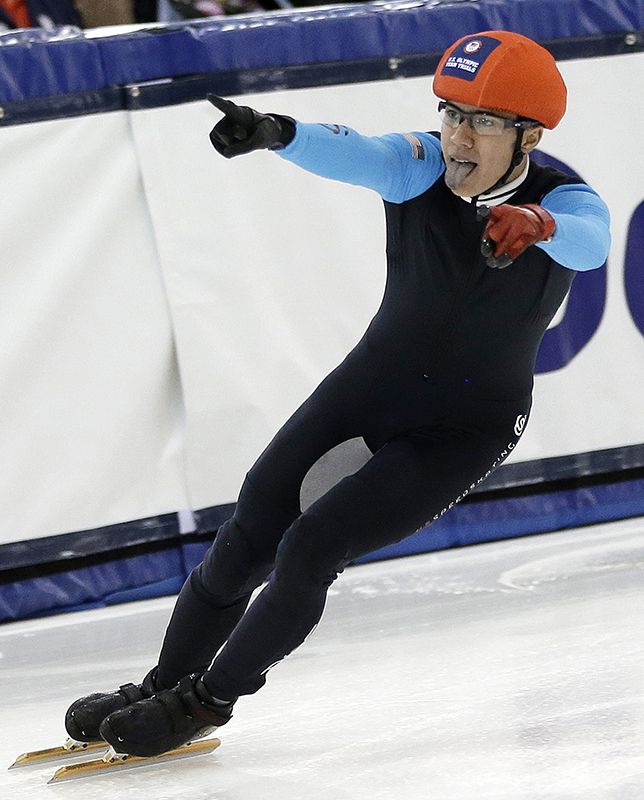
left=0, top=28, right=104, bottom=102
left=0, top=0, right=642, bottom=102
left=0, top=547, right=184, bottom=622
left=88, top=1, right=644, bottom=88
left=181, top=540, right=215, bottom=574
left=105, top=575, right=186, bottom=605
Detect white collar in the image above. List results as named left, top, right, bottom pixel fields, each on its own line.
left=461, top=158, right=531, bottom=207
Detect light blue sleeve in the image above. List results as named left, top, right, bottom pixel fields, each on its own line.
left=538, top=184, right=611, bottom=271
left=277, top=122, right=445, bottom=203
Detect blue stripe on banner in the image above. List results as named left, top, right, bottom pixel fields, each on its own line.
left=625, top=199, right=644, bottom=339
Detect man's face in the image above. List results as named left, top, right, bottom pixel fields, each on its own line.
left=440, top=101, right=522, bottom=197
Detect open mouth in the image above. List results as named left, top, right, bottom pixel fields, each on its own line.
left=445, top=157, right=478, bottom=191
left=450, top=156, right=477, bottom=167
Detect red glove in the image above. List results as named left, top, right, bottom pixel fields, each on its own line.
left=478, top=203, right=556, bottom=269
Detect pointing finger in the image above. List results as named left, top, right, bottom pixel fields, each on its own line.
left=207, top=95, right=239, bottom=116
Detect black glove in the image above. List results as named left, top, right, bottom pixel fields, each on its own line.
left=208, top=95, right=296, bottom=158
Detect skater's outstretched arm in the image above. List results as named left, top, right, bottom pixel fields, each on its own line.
left=207, top=94, right=445, bottom=203
left=537, top=185, right=611, bottom=271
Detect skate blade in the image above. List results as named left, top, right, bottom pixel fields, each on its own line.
left=48, top=737, right=221, bottom=783
left=10, top=738, right=107, bottom=768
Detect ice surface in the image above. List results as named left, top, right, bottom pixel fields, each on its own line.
left=2, top=517, right=644, bottom=799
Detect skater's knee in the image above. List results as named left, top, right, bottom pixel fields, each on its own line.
left=196, top=520, right=272, bottom=603
left=236, top=472, right=300, bottom=531
left=274, top=515, right=349, bottom=594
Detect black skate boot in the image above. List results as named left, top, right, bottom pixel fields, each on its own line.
left=98, top=673, right=233, bottom=758
left=65, top=667, right=162, bottom=742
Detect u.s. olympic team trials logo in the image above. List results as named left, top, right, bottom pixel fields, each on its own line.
left=441, top=35, right=502, bottom=82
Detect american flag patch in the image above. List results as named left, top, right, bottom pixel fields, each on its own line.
left=402, top=133, right=425, bottom=160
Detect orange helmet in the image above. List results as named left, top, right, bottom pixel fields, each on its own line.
left=433, top=31, right=567, bottom=129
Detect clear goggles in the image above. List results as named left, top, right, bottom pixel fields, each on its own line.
left=438, top=101, right=538, bottom=136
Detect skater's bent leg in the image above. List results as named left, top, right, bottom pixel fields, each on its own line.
left=157, top=369, right=367, bottom=688
left=202, top=514, right=348, bottom=700
left=157, top=489, right=296, bottom=688
left=201, top=418, right=528, bottom=700
left=199, top=441, right=436, bottom=699
left=156, top=568, right=252, bottom=690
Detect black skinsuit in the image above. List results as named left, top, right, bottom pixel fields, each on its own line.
left=155, top=161, right=581, bottom=701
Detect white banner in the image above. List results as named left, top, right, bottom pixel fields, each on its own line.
left=0, top=113, right=189, bottom=545
left=0, top=51, right=642, bottom=546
